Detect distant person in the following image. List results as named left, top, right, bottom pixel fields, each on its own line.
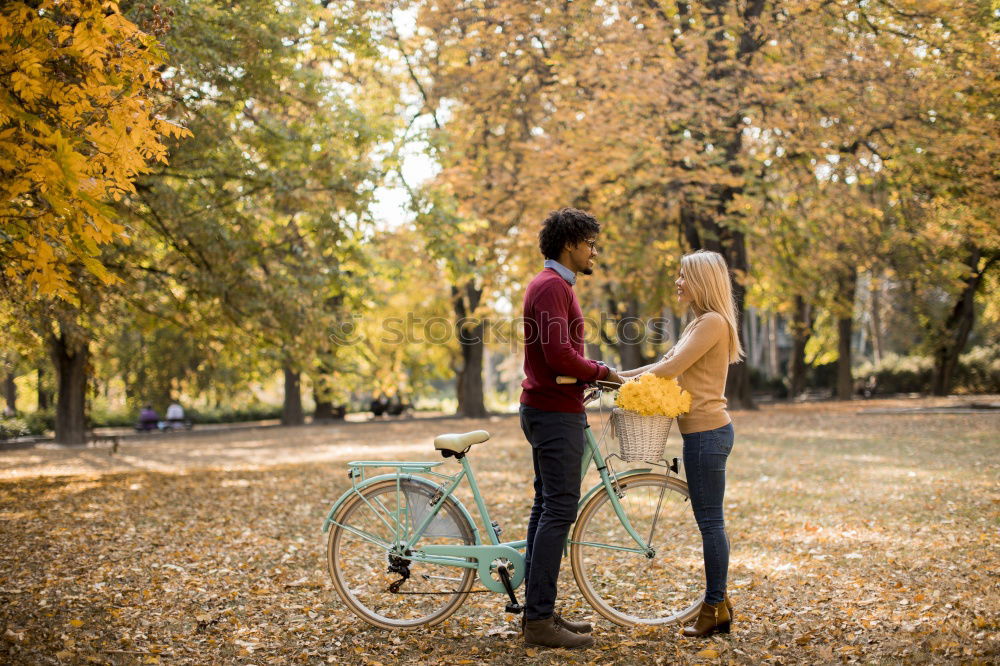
left=138, top=405, right=159, bottom=431
left=165, top=401, right=185, bottom=429
left=369, top=395, right=388, bottom=418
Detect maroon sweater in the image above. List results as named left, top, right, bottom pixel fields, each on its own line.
left=520, top=268, right=609, bottom=413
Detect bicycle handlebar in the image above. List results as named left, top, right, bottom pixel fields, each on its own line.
left=557, top=376, right=622, bottom=389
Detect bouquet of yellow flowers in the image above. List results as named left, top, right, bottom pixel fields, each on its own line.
left=611, top=374, right=691, bottom=462
left=615, top=374, right=692, bottom=417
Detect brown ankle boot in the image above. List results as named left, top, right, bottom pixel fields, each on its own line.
left=681, top=600, right=731, bottom=638
left=725, top=594, right=733, bottom=620
left=554, top=611, right=592, bottom=634
left=524, top=616, right=595, bottom=649
left=522, top=611, right=593, bottom=635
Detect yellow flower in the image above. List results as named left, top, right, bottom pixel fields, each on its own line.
left=615, top=374, right=691, bottom=417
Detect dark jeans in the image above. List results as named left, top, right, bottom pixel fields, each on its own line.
left=682, top=422, right=735, bottom=606
left=520, top=405, right=586, bottom=621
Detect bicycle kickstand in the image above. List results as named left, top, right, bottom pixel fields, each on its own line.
left=496, top=565, right=523, bottom=614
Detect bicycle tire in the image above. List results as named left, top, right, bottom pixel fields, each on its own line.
left=570, top=473, right=703, bottom=626
left=327, top=478, right=476, bottom=629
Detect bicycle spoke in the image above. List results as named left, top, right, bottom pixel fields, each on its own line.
left=572, top=474, right=703, bottom=626
left=327, top=479, right=476, bottom=629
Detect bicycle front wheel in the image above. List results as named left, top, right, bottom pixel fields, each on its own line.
left=571, top=473, right=703, bottom=626
left=327, top=478, right=476, bottom=629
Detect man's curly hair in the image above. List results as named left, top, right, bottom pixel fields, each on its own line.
left=538, top=207, right=600, bottom=260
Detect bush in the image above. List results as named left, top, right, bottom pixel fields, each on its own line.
left=23, top=409, right=54, bottom=436
left=89, top=408, right=137, bottom=428
left=186, top=404, right=284, bottom=424
left=854, top=348, right=1000, bottom=396
left=855, top=354, right=934, bottom=395
left=0, top=417, right=31, bottom=440
left=807, top=362, right=838, bottom=392
left=954, top=345, right=1000, bottom=394
left=749, top=366, right=788, bottom=399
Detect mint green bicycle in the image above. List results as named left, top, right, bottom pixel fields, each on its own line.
left=322, top=382, right=703, bottom=629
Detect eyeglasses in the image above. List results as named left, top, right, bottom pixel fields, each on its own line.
left=582, top=239, right=599, bottom=252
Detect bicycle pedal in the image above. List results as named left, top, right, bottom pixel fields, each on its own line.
left=505, top=602, right=524, bottom=615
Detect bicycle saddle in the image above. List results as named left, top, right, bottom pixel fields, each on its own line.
left=433, top=430, right=490, bottom=453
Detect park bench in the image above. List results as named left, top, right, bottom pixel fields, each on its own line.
left=87, top=432, right=120, bottom=454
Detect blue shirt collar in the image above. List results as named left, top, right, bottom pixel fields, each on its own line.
left=544, top=259, right=576, bottom=285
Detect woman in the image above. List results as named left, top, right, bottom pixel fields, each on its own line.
left=619, top=249, right=744, bottom=637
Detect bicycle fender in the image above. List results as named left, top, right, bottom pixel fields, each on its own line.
left=577, top=468, right=653, bottom=510
left=321, top=473, right=479, bottom=540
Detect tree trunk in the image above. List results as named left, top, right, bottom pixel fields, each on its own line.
left=869, top=277, right=883, bottom=365
left=746, top=308, right=758, bottom=368
left=767, top=312, right=780, bottom=378
left=788, top=296, right=813, bottom=399
left=680, top=205, right=756, bottom=409
left=835, top=269, right=858, bottom=401
left=931, top=248, right=996, bottom=395
left=453, top=281, right=487, bottom=418
left=313, top=396, right=335, bottom=421
left=37, top=366, right=52, bottom=411
left=282, top=365, right=304, bottom=425
left=311, top=354, right=342, bottom=421
left=49, top=333, right=89, bottom=445
left=3, top=372, right=16, bottom=416
left=609, top=295, right=653, bottom=371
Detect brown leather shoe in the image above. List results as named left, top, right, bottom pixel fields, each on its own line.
left=522, top=611, right=593, bottom=635
left=524, top=616, right=595, bottom=649
left=681, top=600, right=731, bottom=638
left=554, top=612, right=592, bottom=634
left=724, top=594, right=733, bottom=620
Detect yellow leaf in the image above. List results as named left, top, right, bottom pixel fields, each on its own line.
left=69, top=619, right=84, bottom=627
left=696, top=648, right=719, bottom=658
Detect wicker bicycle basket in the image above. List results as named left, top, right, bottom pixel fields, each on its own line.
left=610, top=407, right=674, bottom=462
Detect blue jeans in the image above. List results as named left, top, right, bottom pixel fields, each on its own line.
left=682, top=422, right=734, bottom=606
left=519, top=405, right=587, bottom=620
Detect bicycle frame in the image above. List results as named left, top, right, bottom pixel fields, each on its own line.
left=323, top=423, right=662, bottom=594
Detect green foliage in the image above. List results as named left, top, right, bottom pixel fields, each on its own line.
left=855, top=355, right=934, bottom=396
left=178, top=404, right=285, bottom=425
left=854, top=348, right=1000, bottom=396
left=0, top=416, right=31, bottom=440
left=953, top=346, right=1000, bottom=395
left=749, top=367, right=788, bottom=399
left=21, top=409, right=53, bottom=436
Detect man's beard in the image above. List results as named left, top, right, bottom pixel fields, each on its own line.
left=580, top=267, right=594, bottom=276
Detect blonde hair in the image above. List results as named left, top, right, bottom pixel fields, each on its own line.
left=679, top=250, right=745, bottom=363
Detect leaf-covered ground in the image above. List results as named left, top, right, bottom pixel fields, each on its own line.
left=2, top=397, right=998, bottom=664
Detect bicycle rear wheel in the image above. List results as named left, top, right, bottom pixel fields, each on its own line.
left=327, top=478, right=476, bottom=629
left=570, top=473, right=703, bottom=626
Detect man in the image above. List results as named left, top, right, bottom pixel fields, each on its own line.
left=520, top=207, right=622, bottom=649
left=165, top=400, right=185, bottom=429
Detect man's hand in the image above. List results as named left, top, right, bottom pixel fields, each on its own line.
left=605, top=369, right=623, bottom=385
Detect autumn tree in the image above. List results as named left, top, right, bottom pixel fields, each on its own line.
left=0, top=1, right=190, bottom=443
left=0, top=0, right=188, bottom=301
left=407, top=0, right=997, bottom=404
left=117, top=0, right=394, bottom=424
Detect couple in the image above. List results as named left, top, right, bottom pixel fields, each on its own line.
left=519, top=207, right=742, bottom=649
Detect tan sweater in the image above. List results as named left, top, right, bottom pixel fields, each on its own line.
left=653, top=311, right=732, bottom=434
